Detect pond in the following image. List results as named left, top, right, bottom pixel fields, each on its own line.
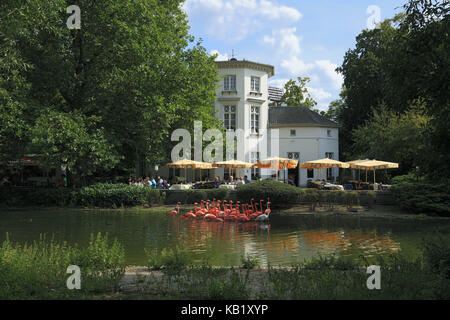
left=1, top=209, right=449, bottom=266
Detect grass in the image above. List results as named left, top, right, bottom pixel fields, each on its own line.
left=121, top=238, right=450, bottom=300
left=0, top=233, right=125, bottom=299
left=1, top=234, right=449, bottom=300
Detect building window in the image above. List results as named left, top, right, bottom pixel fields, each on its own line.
left=307, top=169, right=314, bottom=179
left=251, top=76, right=260, bottom=92
left=224, top=105, right=236, bottom=130
left=250, top=106, right=260, bottom=133
left=251, top=151, right=260, bottom=180
left=224, top=75, right=236, bottom=91
left=287, top=152, right=300, bottom=160
left=327, top=129, right=332, bottom=137
left=290, top=129, right=296, bottom=136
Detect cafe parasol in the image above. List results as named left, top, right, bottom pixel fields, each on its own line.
left=346, top=159, right=399, bottom=183
left=213, top=160, right=254, bottom=180
left=166, top=159, right=213, bottom=183
left=300, top=158, right=350, bottom=181
left=254, top=157, right=299, bottom=181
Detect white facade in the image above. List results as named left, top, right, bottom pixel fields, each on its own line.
left=214, top=59, right=340, bottom=187
left=272, top=126, right=339, bottom=187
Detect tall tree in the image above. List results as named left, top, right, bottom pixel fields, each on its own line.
left=352, top=100, right=430, bottom=174
left=0, top=0, right=221, bottom=180
left=395, top=0, right=449, bottom=180
left=279, top=77, right=317, bottom=108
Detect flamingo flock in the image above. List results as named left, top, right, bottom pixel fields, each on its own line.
left=168, top=198, right=271, bottom=223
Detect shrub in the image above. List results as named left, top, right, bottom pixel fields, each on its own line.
left=146, top=246, right=192, bottom=272
left=241, top=254, right=259, bottom=269
left=391, top=174, right=450, bottom=216
left=205, top=188, right=229, bottom=201
left=235, top=180, right=299, bottom=208
left=342, top=191, right=359, bottom=207
left=423, top=236, right=450, bottom=279
left=0, top=187, right=74, bottom=207
left=184, top=190, right=207, bottom=204
left=73, top=183, right=160, bottom=208
left=367, top=191, right=377, bottom=208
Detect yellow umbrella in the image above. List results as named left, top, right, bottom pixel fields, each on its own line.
left=300, top=158, right=349, bottom=181
left=255, top=157, right=299, bottom=181
left=213, top=160, right=253, bottom=180
left=346, top=159, right=398, bottom=184
left=166, top=159, right=213, bottom=183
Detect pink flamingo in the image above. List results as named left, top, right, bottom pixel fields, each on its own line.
left=168, top=202, right=180, bottom=216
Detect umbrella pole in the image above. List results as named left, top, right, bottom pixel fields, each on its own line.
left=374, top=170, right=376, bottom=184
left=365, top=169, right=367, bottom=182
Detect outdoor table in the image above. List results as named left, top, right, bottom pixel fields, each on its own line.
left=219, top=184, right=236, bottom=190
left=323, top=184, right=344, bottom=191
left=169, top=184, right=192, bottom=190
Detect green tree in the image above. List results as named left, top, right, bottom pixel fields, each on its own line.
left=31, top=110, right=119, bottom=185
left=352, top=100, right=430, bottom=174
left=394, top=0, right=449, bottom=180
left=280, top=77, right=317, bottom=108
left=0, top=0, right=221, bottom=178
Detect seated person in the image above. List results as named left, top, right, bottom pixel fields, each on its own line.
left=213, top=176, right=222, bottom=188
left=243, top=175, right=251, bottom=184
left=229, top=175, right=235, bottom=185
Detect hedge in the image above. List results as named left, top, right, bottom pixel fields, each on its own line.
left=1, top=182, right=375, bottom=209
left=391, top=174, right=450, bottom=216
left=72, top=183, right=161, bottom=208
left=0, top=184, right=161, bottom=208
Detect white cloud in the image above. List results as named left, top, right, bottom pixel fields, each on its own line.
left=281, top=56, right=315, bottom=76
left=263, top=28, right=302, bottom=56
left=210, top=49, right=229, bottom=61
left=269, top=78, right=289, bottom=89
left=307, top=87, right=332, bottom=101
left=184, top=0, right=302, bottom=41
left=314, top=60, right=344, bottom=90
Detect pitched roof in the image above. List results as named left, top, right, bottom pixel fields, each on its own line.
left=268, top=106, right=340, bottom=128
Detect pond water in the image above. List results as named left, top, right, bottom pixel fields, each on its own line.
left=1, top=209, right=449, bottom=266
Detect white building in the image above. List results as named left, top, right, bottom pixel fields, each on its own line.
left=213, top=58, right=340, bottom=187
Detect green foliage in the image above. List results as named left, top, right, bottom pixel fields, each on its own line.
left=236, top=180, right=299, bottom=208
left=184, top=190, right=207, bottom=204
left=0, top=233, right=125, bottom=299
left=367, top=191, right=377, bottom=208
left=74, top=184, right=160, bottom=208
left=240, top=254, right=259, bottom=270
left=423, top=236, right=450, bottom=279
left=31, top=110, right=119, bottom=183
left=0, top=0, right=221, bottom=177
left=391, top=174, right=450, bottom=216
left=279, top=77, right=317, bottom=108
left=146, top=246, right=192, bottom=272
left=352, top=102, right=430, bottom=174
left=204, top=188, right=229, bottom=201
left=0, top=187, right=74, bottom=207
left=336, top=0, right=449, bottom=181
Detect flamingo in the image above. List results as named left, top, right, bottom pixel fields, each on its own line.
left=169, top=202, right=180, bottom=216
left=255, top=202, right=271, bottom=222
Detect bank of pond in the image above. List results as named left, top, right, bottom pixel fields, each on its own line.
left=1, top=205, right=450, bottom=299
left=0, top=232, right=449, bottom=300
left=1, top=177, right=449, bottom=217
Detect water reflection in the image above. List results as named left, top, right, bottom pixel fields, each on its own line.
left=0, top=210, right=447, bottom=266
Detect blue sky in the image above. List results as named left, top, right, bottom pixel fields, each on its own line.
left=182, top=0, right=406, bottom=111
